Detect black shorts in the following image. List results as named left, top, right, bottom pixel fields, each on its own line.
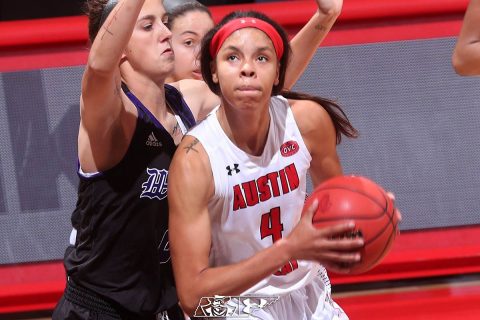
left=52, top=280, right=185, bottom=320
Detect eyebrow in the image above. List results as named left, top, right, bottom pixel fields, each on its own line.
left=257, top=46, right=274, bottom=52
left=138, top=13, right=168, bottom=22
left=138, top=14, right=156, bottom=22
left=180, top=30, right=200, bottom=36
left=222, top=45, right=274, bottom=53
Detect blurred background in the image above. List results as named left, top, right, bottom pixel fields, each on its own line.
left=0, top=0, right=274, bottom=21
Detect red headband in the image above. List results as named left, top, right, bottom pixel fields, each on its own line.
left=209, top=17, right=284, bottom=60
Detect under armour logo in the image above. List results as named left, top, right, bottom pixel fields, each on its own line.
left=226, top=164, right=240, bottom=176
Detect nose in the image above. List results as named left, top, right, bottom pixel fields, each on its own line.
left=240, top=61, right=256, bottom=78
left=158, top=21, right=172, bottom=43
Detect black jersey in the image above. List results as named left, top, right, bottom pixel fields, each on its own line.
left=63, top=84, right=195, bottom=317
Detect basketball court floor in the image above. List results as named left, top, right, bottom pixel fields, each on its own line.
left=1, top=273, right=478, bottom=319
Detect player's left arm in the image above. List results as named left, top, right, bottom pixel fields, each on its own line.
left=175, top=79, right=220, bottom=121
left=290, top=99, right=342, bottom=186
left=284, top=0, right=342, bottom=89
left=452, top=0, right=480, bottom=75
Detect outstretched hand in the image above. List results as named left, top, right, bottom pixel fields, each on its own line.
left=387, top=192, right=403, bottom=225
left=315, top=0, right=343, bottom=17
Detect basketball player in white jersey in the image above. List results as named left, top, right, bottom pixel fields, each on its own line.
left=168, top=11, right=368, bottom=320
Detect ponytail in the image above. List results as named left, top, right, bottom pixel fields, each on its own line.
left=280, top=90, right=358, bottom=144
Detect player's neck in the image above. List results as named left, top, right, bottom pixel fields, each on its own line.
left=123, top=77, right=169, bottom=120
left=218, top=103, right=270, bottom=156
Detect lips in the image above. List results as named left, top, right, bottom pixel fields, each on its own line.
left=237, top=85, right=261, bottom=91
left=162, top=47, right=173, bottom=55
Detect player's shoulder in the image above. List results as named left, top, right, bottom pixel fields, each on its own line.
left=170, top=135, right=213, bottom=193
left=288, top=97, right=324, bottom=112
left=172, top=79, right=217, bottom=120
left=174, top=79, right=209, bottom=96
left=288, top=98, right=332, bottom=133
left=172, top=135, right=208, bottom=169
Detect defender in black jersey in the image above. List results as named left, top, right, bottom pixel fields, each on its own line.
left=52, top=1, right=195, bottom=318
left=53, top=85, right=194, bottom=319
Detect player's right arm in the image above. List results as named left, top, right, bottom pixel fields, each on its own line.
left=79, top=0, right=144, bottom=171
left=168, top=136, right=362, bottom=316
left=452, top=0, right=480, bottom=75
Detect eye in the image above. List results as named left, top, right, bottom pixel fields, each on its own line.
left=184, top=39, right=194, bottom=47
left=227, top=55, right=238, bottom=61
left=162, top=16, right=170, bottom=28
left=143, top=23, right=153, bottom=31
left=257, top=55, right=268, bottom=62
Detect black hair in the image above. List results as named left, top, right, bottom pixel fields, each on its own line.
left=84, top=0, right=118, bottom=43
left=200, top=10, right=358, bottom=144
left=167, top=1, right=212, bottom=29
left=280, top=91, right=358, bottom=143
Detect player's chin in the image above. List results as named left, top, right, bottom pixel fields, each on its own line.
left=233, top=91, right=264, bottom=105
left=158, top=61, right=175, bottom=76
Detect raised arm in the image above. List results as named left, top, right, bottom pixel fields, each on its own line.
left=452, top=0, right=480, bottom=75
left=81, top=0, right=143, bottom=127
left=79, top=0, right=147, bottom=171
left=284, top=0, right=342, bottom=89
left=174, top=79, right=220, bottom=121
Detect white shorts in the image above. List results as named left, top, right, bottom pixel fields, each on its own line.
left=198, top=271, right=348, bottom=320
left=246, top=274, right=348, bottom=320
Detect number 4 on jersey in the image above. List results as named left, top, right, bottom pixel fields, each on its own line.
left=260, top=207, right=298, bottom=276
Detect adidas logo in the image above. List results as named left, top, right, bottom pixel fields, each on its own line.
left=146, top=132, right=162, bottom=147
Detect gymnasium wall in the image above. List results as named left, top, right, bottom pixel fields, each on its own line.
left=0, top=0, right=479, bottom=315
left=2, top=33, right=480, bottom=265
left=1, top=0, right=478, bottom=265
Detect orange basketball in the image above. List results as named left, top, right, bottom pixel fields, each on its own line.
left=305, top=175, right=399, bottom=274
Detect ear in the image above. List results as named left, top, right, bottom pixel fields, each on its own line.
left=211, top=61, right=219, bottom=83
left=119, top=51, right=128, bottom=64
left=274, top=62, right=280, bottom=86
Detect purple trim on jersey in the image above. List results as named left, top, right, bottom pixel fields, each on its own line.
left=121, top=83, right=195, bottom=136
left=122, top=83, right=173, bottom=149
left=76, top=159, right=104, bottom=179
left=76, top=83, right=196, bottom=180
left=164, top=83, right=196, bottom=129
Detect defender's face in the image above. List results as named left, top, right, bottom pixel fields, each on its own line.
left=170, top=10, right=214, bottom=81
left=124, top=0, right=174, bottom=79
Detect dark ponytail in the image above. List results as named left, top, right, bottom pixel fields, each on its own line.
left=280, top=90, right=358, bottom=144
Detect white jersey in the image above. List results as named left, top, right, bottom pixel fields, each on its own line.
left=188, top=96, right=348, bottom=320
left=189, top=95, right=319, bottom=295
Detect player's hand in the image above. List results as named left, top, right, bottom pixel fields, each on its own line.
left=285, top=199, right=364, bottom=273
left=387, top=192, right=402, bottom=234
left=315, top=0, right=343, bottom=17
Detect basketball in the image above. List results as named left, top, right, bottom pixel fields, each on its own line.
left=305, top=175, right=399, bottom=274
